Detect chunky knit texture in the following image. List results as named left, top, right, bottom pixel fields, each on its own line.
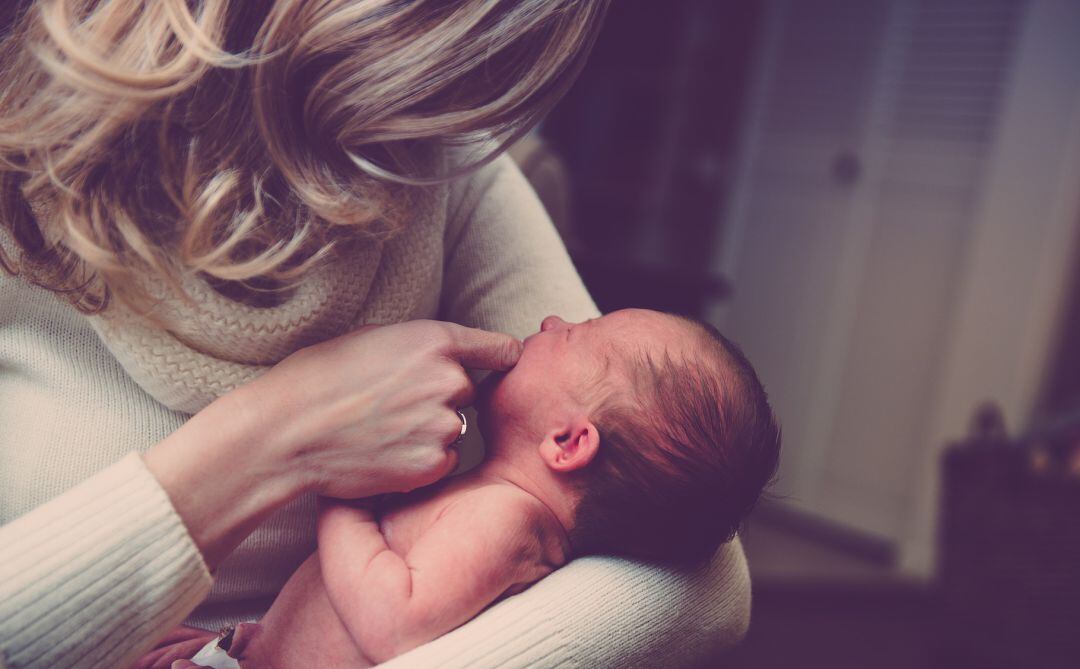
left=0, top=154, right=751, bottom=669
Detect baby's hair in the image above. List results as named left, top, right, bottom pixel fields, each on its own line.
left=0, top=0, right=608, bottom=315
left=568, top=316, right=781, bottom=569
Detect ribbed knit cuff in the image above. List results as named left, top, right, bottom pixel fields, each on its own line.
left=0, top=453, right=213, bottom=669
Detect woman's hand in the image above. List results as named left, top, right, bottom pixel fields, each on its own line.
left=144, top=320, right=520, bottom=570
left=244, top=320, right=520, bottom=497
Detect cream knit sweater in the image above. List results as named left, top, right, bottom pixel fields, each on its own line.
left=0, top=155, right=751, bottom=669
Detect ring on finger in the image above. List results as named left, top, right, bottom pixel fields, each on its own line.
left=452, top=409, right=467, bottom=445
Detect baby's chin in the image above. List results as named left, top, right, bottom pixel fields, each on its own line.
left=473, top=370, right=508, bottom=426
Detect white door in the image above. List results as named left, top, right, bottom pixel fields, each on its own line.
left=711, top=0, right=1080, bottom=573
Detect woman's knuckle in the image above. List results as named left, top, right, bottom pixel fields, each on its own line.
left=435, top=329, right=456, bottom=351
left=441, top=367, right=467, bottom=392
left=436, top=412, right=458, bottom=440
left=420, top=448, right=444, bottom=471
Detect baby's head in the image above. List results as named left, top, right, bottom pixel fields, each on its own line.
left=480, top=309, right=781, bottom=569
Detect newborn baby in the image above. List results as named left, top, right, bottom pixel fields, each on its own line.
left=142, top=309, right=780, bottom=669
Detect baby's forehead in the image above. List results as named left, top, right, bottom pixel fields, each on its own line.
left=585, top=317, right=735, bottom=437
left=595, top=312, right=717, bottom=384
left=601, top=310, right=705, bottom=357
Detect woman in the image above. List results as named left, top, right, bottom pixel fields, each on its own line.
left=0, top=2, right=750, bottom=668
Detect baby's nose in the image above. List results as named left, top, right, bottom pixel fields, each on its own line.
left=541, top=315, right=568, bottom=332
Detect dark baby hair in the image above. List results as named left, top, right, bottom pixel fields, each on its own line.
left=567, top=316, right=781, bottom=569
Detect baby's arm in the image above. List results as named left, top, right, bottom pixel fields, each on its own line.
left=316, top=490, right=553, bottom=665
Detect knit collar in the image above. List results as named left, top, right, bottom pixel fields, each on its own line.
left=83, top=240, right=378, bottom=414
left=84, top=186, right=446, bottom=415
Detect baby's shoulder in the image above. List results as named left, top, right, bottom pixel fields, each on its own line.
left=435, top=482, right=547, bottom=535
left=451, top=484, right=568, bottom=566
left=449, top=481, right=546, bottom=522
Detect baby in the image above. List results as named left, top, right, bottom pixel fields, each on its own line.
left=142, top=309, right=780, bottom=669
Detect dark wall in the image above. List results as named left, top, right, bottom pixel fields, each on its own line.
left=543, top=0, right=760, bottom=317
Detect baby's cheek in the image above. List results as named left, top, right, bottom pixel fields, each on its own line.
left=480, top=369, right=535, bottom=425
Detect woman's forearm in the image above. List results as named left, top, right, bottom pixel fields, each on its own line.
left=378, top=543, right=751, bottom=669
left=0, top=453, right=213, bottom=669
left=143, top=386, right=308, bottom=570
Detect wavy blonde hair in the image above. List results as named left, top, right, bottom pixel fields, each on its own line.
left=0, top=0, right=607, bottom=313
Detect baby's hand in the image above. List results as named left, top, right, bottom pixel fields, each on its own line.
left=316, top=494, right=379, bottom=516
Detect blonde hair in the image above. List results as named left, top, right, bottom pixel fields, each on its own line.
left=0, top=0, right=607, bottom=313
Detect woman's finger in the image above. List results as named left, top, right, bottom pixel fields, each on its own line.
left=440, top=323, right=522, bottom=371
left=445, top=368, right=476, bottom=408
left=442, top=444, right=461, bottom=477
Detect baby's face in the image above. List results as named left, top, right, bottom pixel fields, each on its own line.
left=480, top=309, right=688, bottom=438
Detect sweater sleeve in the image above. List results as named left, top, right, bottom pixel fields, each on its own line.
left=430, top=153, right=752, bottom=668
left=0, top=453, right=212, bottom=669
left=438, top=152, right=600, bottom=338
left=380, top=544, right=752, bottom=669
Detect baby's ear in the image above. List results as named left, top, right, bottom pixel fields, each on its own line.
left=539, top=419, right=600, bottom=473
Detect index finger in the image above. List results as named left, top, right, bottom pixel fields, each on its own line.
left=441, top=323, right=523, bottom=371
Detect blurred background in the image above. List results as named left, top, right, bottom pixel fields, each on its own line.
left=515, top=1, right=1080, bottom=667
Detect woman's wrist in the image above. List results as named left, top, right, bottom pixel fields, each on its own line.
left=143, top=387, right=309, bottom=570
